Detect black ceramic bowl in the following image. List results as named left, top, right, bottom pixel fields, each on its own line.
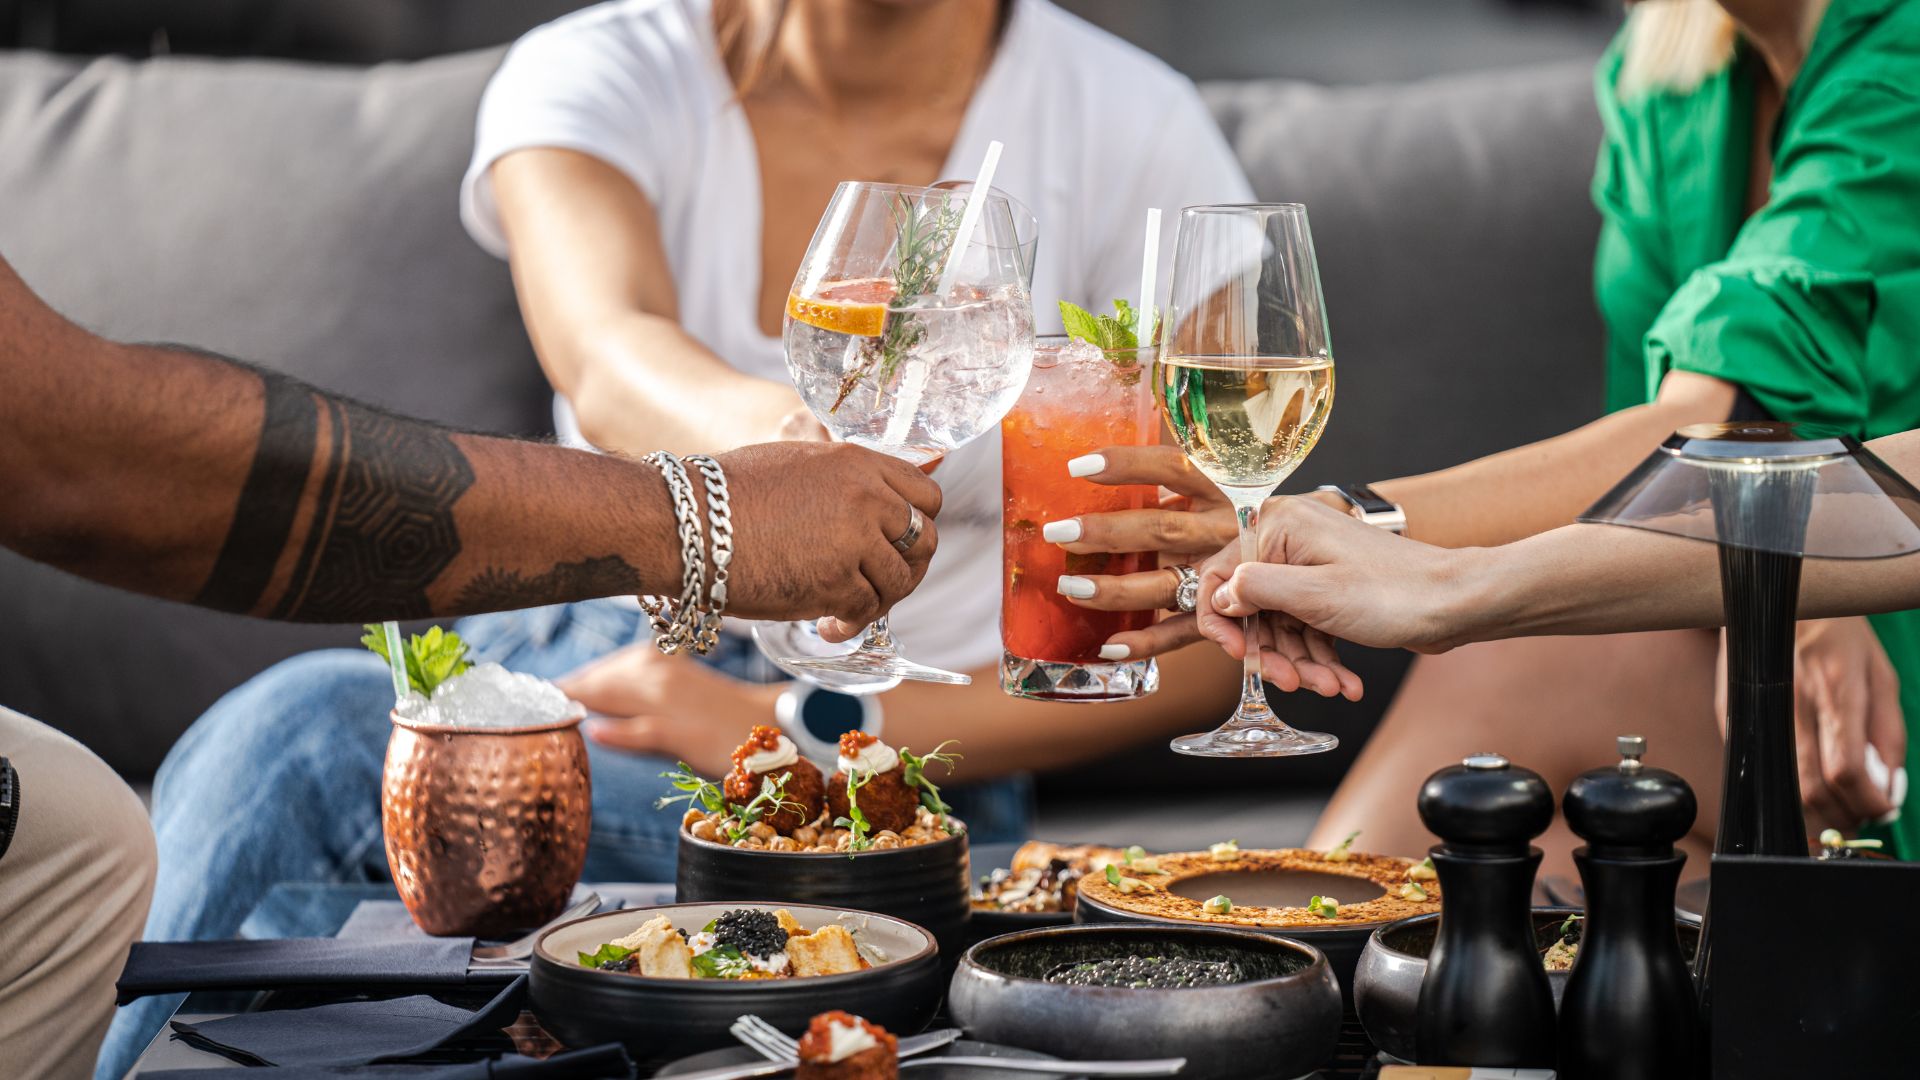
left=949, top=924, right=1342, bottom=1080
left=677, top=827, right=971, bottom=960
left=1075, top=866, right=1399, bottom=1009
left=529, top=901, right=942, bottom=1063
left=1352, top=906, right=1703, bottom=1064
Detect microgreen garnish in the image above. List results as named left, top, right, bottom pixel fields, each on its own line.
left=1399, top=882, right=1428, bottom=902
left=1104, top=864, right=1150, bottom=894
left=577, top=943, right=633, bottom=969
left=360, top=624, right=471, bottom=695
left=1121, top=845, right=1165, bottom=874
left=725, top=772, right=804, bottom=844
left=1819, top=828, right=1885, bottom=851
left=900, top=740, right=962, bottom=818
left=1203, top=894, right=1233, bottom=915
left=1209, top=839, right=1241, bottom=861
left=835, top=769, right=876, bottom=852
left=655, top=763, right=726, bottom=815
left=1324, top=830, right=1360, bottom=863
left=1059, top=299, right=1156, bottom=355
left=1307, top=895, right=1339, bottom=919
left=1558, top=913, right=1584, bottom=945
left=830, top=193, right=964, bottom=413
left=1407, top=856, right=1437, bottom=882
left=1106, top=864, right=1122, bottom=886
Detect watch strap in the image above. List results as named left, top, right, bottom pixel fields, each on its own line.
left=1316, top=483, right=1407, bottom=534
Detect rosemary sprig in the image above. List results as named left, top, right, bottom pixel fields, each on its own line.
left=829, top=192, right=963, bottom=412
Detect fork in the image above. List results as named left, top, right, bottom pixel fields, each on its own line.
left=469, top=891, right=602, bottom=964
left=731, top=1015, right=959, bottom=1062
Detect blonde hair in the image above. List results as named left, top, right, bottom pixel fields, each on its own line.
left=1618, top=0, right=1738, bottom=97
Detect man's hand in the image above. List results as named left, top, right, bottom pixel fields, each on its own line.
left=716, top=442, right=940, bottom=630
left=1717, top=617, right=1908, bottom=830
left=559, top=645, right=779, bottom=776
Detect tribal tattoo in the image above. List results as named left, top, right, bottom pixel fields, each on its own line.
left=456, top=555, right=645, bottom=611
left=196, top=366, right=644, bottom=622
left=196, top=368, right=474, bottom=621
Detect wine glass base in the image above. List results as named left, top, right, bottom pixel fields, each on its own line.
left=750, top=622, right=900, bottom=695
left=1170, top=723, right=1339, bottom=758
left=781, top=652, right=973, bottom=686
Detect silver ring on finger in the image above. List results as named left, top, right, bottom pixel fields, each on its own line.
left=891, top=505, right=926, bottom=554
left=1169, top=563, right=1201, bottom=613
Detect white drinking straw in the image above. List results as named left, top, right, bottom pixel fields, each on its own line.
left=933, top=140, right=1005, bottom=298
left=381, top=620, right=411, bottom=705
left=1136, top=207, right=1162, bottom=349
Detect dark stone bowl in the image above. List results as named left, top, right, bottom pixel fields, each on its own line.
left=1074, top=871, right=1396, bottom=1010
left=949, top=924, right=1342, bottom=1080
left=676, top=827, right=971, bottom=963
left=1353, top=905, right=1703, bottom=1063
left=529, top=901, right=942, bottom=1064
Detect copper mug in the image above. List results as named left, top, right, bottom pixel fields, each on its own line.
left=382, top=707, right=592, bottom=936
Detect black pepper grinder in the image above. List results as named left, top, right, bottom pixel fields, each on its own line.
left=1415, top=752, right=1557, bottom=1067
left=1559, top=735, right=1703, bottom=1080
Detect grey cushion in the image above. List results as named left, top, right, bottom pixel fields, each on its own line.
left=0, top=49, right=1607, bottom=781
left=0, top=47, right=543, bottom=775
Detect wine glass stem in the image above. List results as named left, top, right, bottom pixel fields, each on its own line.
left=1232, top=496, right=1273, bottom=721
left=860, top=616, right=898, bottom=657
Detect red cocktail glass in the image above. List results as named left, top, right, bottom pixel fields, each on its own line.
left=1000, top=335, right=1161, bottom=701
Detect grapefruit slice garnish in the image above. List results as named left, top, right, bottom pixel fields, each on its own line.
left=786, top=278, right=893, bottom=337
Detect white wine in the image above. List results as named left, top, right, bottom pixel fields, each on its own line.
left=1157, top=355, right=1334, bottom=491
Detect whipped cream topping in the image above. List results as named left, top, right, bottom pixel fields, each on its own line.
left=825, top=1018, right=879, bottom=1063
left=838, top=739, right=899, bottom=777
left=743, top=734, right=799, bottom=773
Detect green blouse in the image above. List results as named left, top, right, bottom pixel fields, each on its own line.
left=1592, top=0, right=1920, bottom=854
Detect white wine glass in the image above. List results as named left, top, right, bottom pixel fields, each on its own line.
left=1158, top=204, right=1338, bottom=757
left=769, top=180, right=1036, bottom=685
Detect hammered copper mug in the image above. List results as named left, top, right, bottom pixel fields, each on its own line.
left=382, top=708, right=592, bottom=936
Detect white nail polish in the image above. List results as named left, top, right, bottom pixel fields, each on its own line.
left=1067, top=453, right=1107, bottom=478
left=1866, top=744, right=1891, bottom=791
left=1098, top=644, right=1130, bottom=661
left=1057, top=575, right=1096, bottom=599
left=1042, top=519, right=1082, bottom=543
left=1876, top=766, right=1909, bottom=825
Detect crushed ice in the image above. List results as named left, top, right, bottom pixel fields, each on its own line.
left=395, top=662, right=583, bottom=729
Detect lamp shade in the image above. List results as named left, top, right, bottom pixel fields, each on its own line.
left=1578, top=421, right=1920, bottom=559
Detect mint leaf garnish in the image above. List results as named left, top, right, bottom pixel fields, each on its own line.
left=1058, top=299, right=1155, bottom=356
left=360, top=624, right=472, bottom=695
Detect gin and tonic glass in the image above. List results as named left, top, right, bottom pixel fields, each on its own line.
left=769, top=180, right=1036, bottom=685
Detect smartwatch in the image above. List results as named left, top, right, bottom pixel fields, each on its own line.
left=1316, top=483, right=1407, bottom=534
left=776, top=684, right=883, bottom=763
left=0, top=756, right=19, bottom=865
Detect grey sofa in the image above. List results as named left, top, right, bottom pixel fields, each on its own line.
left=0, top=48, right=1606, bottom=785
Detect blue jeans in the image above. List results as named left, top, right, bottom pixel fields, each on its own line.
left=96, top=600, right=1032, bottom=1079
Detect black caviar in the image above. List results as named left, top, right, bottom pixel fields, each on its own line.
left=1044, top=956, right=1244, bottom=989
left=713, top=909, right=789, bottom=957
left=597, top=955, right=637, bottom=973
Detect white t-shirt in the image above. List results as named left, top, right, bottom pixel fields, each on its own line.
left=461, top=0, right=1254, bottom=673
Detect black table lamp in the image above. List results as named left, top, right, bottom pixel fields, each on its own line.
left=1578, top=421, right=1920, bottom=1013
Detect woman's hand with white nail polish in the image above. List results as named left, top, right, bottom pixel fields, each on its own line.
left=1056, top=575, right=1097, bottom=600
left=1042, top=518, right=1082, bottom=543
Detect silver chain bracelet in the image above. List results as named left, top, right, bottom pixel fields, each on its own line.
left=683, top=453, right=734, bottom=654
left=640, top=451, right=709, bottom=654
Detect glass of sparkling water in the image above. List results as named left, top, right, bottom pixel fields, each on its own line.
left=767, top=180, right=1036, bottom=686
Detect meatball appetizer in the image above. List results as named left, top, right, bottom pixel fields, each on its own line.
left=797, top=1011, right=898, bottom=1080
left=827, top=732, right=919, bottom=837
left=723, top=725, right=826, bottom=836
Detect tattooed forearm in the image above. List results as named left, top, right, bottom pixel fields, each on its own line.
left=456, top=555, right=644, bottom=611
left=195, top=368, right=477, bottom=621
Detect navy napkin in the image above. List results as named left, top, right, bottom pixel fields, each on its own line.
left=141, top=1043, right=633, bottom=1078
left=167, top=975, right=530, bottom=1067
left=116, top=938, right=516, bottom=1005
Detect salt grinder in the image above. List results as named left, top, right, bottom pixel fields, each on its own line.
left=1415, top=752, right=1557, bottom=1067
left=1559, top=735, right=1703, bottom=1080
